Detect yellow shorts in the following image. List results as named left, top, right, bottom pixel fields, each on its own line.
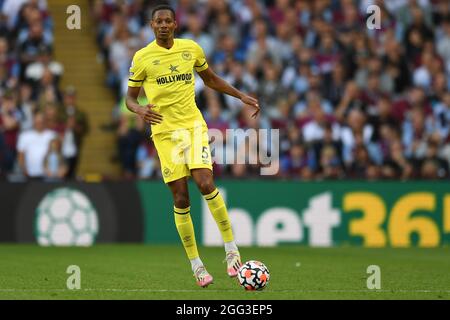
left=152, top=126, right=213, bottom=183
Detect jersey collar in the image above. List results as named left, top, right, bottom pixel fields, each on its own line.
left=152, top=38, right=177, bottom=51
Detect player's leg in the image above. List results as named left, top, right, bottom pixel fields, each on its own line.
left=168, top=177, right=213, bottom=287
left=191, top=168, right=242, bottom=277
left=153, top=131, right=213, bottom=287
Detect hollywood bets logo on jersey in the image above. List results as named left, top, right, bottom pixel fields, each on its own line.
left=156, top=64, right=193, bottom=85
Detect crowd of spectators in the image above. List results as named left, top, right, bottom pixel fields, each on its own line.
left=95, top=0, right=450, bottom=181
left=0, top=0, right=88, bottom=181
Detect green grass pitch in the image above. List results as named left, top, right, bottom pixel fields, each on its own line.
left=0, top=245, right=449, bottom=300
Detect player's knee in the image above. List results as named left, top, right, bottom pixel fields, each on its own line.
left=197, top=180, right=215, bottom=195
left=174, top=191, right=190, bottom=208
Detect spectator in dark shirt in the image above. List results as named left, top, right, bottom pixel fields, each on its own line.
left=62, top=86, right=89, bottom=178
left=0, top=90, right=20, bottom=172
left=19, top=21, right=52, bottom=71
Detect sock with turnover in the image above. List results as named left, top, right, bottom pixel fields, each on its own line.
left=174, top=206, right=200, bottom=265
left=204, top=189, right=238, bottom=252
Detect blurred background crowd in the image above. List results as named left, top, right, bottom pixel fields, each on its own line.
left=0, top=0, right=449, bottom=181
left=0, top=0, right=88, bottom=181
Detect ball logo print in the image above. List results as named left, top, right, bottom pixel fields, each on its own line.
left=237, top=260, right=270, bottom=291
left=35, top=188, right=99, bottom=246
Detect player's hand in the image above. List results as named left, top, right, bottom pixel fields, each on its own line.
left=240, top=95, right=260, bottom=118
left=137, top=104, right=163, bottom=125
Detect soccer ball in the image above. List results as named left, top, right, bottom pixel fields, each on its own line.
left=35, top=187, right=99, bottom=246
left=237, top=260, right=270, bottom=291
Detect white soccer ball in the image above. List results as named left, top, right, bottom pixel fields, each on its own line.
left=35, top=188, right=99, bottom=246
left=237, top=260, right=270, bottom=291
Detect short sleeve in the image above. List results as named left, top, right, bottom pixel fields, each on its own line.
left=193, top=41, right=209, bottom=72
left=128, top=52, right=146, bottom=87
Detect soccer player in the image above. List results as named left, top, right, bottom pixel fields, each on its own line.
left=125, top=5, right=260, bottom=288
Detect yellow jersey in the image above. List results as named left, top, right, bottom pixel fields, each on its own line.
left=128, top=38, right=209, bottom=135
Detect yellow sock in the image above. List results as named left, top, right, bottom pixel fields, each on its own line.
left=204, top=189, right=234, bottom=243
left=174, top=206, right=199, bottom=260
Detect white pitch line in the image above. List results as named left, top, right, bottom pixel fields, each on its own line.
left=0, top=289, right=449, bottom=293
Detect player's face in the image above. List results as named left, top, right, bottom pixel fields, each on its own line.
left=151, top=10, right=177, bottom=41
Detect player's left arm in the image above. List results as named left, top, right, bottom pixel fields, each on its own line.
left=198, top=67, right=260, bottom=118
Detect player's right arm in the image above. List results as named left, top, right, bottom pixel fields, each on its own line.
left=126, top=87, right=162, bottom=125
left=125, top=52, right=163, bottom=125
